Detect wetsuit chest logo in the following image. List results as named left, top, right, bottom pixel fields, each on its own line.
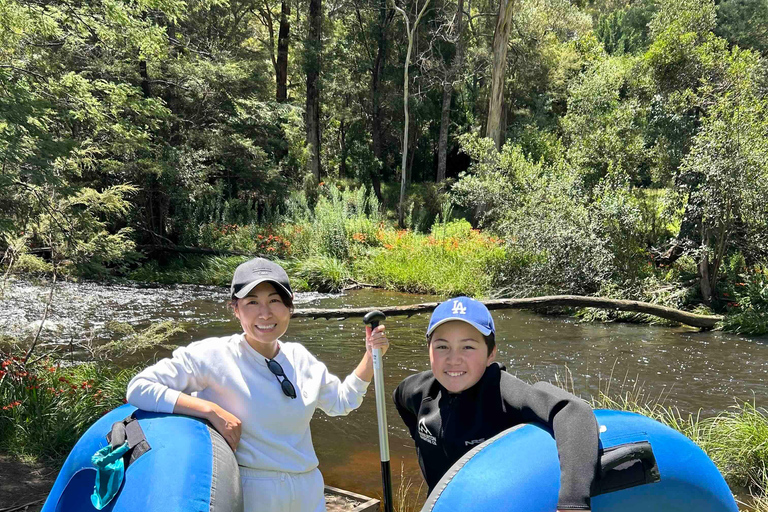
left=418, top=418, right=437, bottom=445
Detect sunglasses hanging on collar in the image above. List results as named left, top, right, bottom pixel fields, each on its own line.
left=265, top=358, right=297, bottom=399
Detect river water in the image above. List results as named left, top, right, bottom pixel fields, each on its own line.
left=2, top=278, right=767, bottom=505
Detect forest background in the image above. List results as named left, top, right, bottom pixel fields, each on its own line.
left=2, top=0, right=768, bottom=334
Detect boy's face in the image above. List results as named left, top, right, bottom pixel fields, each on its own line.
left=429, top=321, right=497, bottom=393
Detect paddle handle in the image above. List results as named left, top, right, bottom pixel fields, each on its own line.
left=366, top=312, right=394, bottom=512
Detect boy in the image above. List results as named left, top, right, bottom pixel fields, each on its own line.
left=393, top=296, right=598, bottom=511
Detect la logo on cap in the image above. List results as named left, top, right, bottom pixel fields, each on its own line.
left=451, top=301, right=467, bottom=315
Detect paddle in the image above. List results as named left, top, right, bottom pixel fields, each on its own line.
left=363, top=310, right=394, bottom=512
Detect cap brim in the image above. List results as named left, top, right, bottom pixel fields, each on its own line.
left=234, top=279, right=293, bottom=299
left=427, top=318, right=492, bottom=337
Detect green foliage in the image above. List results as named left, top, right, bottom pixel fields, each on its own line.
left=355, top=228, right=508, bottom=296
left=594, top=1, right=656, bottom=55
left=0, top=354, right=137, bottom=460
left=716, top=0, right=768, bottom=54
left=289, top=256, right=351, bottom=293
left=452, top=134, right=652, bottom=296
left=721, top=266, right=768, bottom=336
left=97, top=321, right=187, bottom=359
left=562, top=55, right=652, bottom=188
left=9, top=254, right=53, bottom=275
left=129, top=255, right=249, bottom=285
left=648, top=0, right=717, bottom=41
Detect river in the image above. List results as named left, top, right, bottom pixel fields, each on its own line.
left=2, top=278, right=767, bottom=505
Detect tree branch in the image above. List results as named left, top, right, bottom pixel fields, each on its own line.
left=291, top=295, right=724, bottom=329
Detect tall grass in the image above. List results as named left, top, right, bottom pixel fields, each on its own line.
left=128, top=255, right=250, bottom=285
left=394, top=462, right=426, bottom=512
left=355, top=221, right=509, bottom=297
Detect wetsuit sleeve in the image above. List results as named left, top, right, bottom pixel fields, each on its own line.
left=393, top=379, right=419, bottom=440
left=500, top=376, right=599, bottom=510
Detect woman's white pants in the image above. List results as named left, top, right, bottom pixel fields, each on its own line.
left=240, top=466, right=326, bottom=512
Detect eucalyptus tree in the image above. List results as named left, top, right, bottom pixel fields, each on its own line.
left=435, top=0, right=467, bottom=184
left=255, top=0, right=293, bottom=101
left=392, top=0, right=432, bottom=227
left=306, top=0, right=323, bottom=180
left=486, top=0, right=515, bottom=149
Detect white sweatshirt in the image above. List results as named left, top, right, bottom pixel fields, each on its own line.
left=125, top=334, right=370, bottom=473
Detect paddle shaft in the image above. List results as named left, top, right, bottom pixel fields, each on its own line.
left=369, top=317, right=394, bottom=512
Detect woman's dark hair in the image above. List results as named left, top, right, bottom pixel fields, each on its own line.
left=427, top=331, right=495, bottom=355
left=229, top=282, right=294, bottom=312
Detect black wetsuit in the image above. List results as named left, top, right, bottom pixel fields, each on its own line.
left=393, top=363, right=599, bottom=510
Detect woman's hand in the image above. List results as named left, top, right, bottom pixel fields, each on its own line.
left=354, top=324, right=390, bottom=382
left=207, top=403, right=242, bottom=452
left=365, top=324, right=390, bottom=357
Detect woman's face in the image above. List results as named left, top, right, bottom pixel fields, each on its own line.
left=429, top=321, right=496, bottom=393
left=233, top=282, right=291, bottom=355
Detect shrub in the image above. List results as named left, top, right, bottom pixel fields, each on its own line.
left=356, top=229, right=507, bottom=296
left=721, top=265, right=768, bottom=335
left=0, top=354, right=137, bottom=460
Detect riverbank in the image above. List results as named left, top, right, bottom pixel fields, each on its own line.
left=7, top=185, right=767, bottom=335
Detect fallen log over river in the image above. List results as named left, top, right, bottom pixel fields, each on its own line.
left=292, top=295, right=723, bottom=329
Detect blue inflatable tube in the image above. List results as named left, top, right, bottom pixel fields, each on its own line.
left=422, top=409, right=738, bottom=512
left=41, top=404, right=242, bottom=512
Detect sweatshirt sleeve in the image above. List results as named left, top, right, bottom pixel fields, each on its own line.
left=500, top=375, right=599, bottom=510
left=311, top=352, right=370, bottom=416
left=125, top=343, right=212, bottom=414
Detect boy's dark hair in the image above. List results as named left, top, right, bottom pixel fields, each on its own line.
left=427, top=331, right=496, bottom=355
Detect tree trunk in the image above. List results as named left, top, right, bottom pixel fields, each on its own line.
left=371, top=0, right=390, bottom=202
left=291, top=295, right=724, bottom=329
left=139, top=60, right=151, bottom=98
left=398, top=38, right=413, bottom=228
left=306, top=0, right=322, bottom=181
left=486, top=0, right=515, bottom=150
left=699, top=250, right=712, bottom=304
left=339, top=118, right=348, bottom=178
left=394, top=0, right=430, bottom=228
left=276, top=0, right=291, bottom=102
left=436, top=0, right=465, bottom=184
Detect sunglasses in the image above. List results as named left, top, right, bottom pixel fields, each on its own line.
left=266, top=358, right=297, bottom=399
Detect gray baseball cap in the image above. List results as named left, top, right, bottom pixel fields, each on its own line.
left=230, top=258, right=293, bottom=299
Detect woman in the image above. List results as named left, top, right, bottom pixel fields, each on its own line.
left=126, top=257, right=389, bottom=512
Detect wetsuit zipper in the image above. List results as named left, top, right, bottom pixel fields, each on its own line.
left=439, top=394, right=458, bottom=460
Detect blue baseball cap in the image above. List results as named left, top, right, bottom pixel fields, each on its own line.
left=427, top=296, right=495, bottom=337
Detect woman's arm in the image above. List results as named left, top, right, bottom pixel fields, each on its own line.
left=126, top=341, right=243, bottom=451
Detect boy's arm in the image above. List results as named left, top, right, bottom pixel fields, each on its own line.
left=500, top=375, right=598, bottom=511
